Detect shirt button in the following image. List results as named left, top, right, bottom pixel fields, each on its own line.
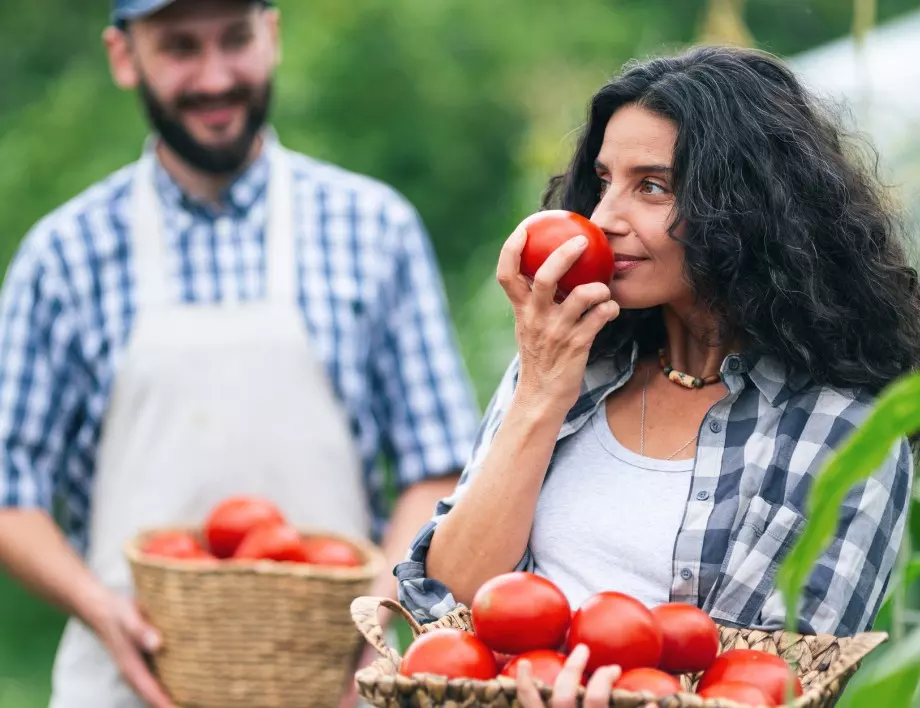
left=728, top=357, right=741, bottom=372
left=696, top=490, right=710, bottom=501
left=680, top=568, right=693, bottom=580
left=709, top=420, right=722, bottom=433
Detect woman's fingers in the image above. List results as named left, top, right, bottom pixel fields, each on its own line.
left=559, top=282, right=614, bottom=321
left=530, top=236, right=588, bottom=308
left=514, top=659, right=546, bottom=708
left=573, top=298, right=620, bottom=344
left=550, top=644, right=589, bottom=708
left=496, top=226, right=531, bottom=306
left=583, top=665, right=622, bottom=708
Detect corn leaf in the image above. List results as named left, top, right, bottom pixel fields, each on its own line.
left=835, top=625, right=920, bottom=708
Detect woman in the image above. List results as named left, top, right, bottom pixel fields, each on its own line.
left=396, top=45, right=918, bottom=705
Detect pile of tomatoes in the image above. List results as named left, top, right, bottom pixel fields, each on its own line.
left=138, top=495, right=364, bottom=567
left=399, top=572, right=803, bottom=707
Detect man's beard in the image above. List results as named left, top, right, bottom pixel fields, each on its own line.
left=138, top=77, right=272, bottom=175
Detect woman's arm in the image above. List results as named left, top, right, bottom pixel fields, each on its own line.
left=425, top=392, right=567, bottom=607
left=397, top=226, right=619, bottom=617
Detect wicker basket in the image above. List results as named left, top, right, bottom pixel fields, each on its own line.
left=125, top=527, right=385, bottom=708
left=350, top=597, right=888, bottom=708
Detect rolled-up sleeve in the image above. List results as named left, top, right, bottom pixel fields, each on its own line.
left=758, top=437, right=913, bottom=636
left=396, top=356, right=534, bottom=624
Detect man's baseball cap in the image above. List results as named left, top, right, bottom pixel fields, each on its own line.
left=111, top=0, right=271, bottom=28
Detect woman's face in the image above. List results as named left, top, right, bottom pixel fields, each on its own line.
left=591, top=104, right=692, bottom=310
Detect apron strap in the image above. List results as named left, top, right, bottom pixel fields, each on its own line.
left=130, top=137, right=298, bottom=307
left=130, top=152, right=173, bottom=308
left=265, top=144, right=297, bottom=304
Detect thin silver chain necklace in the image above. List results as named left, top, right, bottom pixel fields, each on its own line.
left=639, top=369, right=699, bottom=460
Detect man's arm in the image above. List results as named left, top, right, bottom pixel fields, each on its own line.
left=0, top=509, right=174, bottom=707
left=0, top=231, right=175, bottom=708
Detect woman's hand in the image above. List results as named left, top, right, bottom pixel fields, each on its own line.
left=514, top=644, right=625, bottom=708
left=497, top=226, right=619, bottom=417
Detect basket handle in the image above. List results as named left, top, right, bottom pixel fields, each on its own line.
left=350, top=596, right=422, bottom=666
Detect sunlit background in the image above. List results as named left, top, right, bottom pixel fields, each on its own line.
left=1, top=0, right=919, bottom=705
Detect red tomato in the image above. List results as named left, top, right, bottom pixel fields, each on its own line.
left=697, top=681, right=776, bottom=706
left=233, top=524, right=308, bottom=563
left=204, top=496, right=286, bottom=558
left=697, top=649, right=802, bottom=706
left=500, top=650, right=567, bottom=686
left=568, top=592, right=663, bottom=675
left=301, top=537, right=363, bottom=567
left=650, top=603, right=720, bottom=673
left=399, top=628, right=498, bottom=681
left=517, top=210, right=614, bottom=302
left=493, top=652, right=515, bottom=674
left=614, top=668, right=683, bottom=699
left=141, top=531, right=212, bottom=560
left=471, top=572, right=570, bottom=654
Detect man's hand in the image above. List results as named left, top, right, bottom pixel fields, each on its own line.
left=90, top=593, right=177, bottom=708
left=0, top=510, right=177, bottom=706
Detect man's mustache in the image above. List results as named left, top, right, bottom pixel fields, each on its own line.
left=176, top=85, right=255, bottom=111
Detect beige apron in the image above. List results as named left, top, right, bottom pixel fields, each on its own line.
left=49, top=141, right=372, bottom=707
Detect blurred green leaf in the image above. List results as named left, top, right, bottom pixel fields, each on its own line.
left=875, top=554, right=920, bottom=632
left=836, top=625, right=920, bottom=708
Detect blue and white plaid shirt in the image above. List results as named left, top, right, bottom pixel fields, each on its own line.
left=397, top=342, right=913, bottom=637
left=0, top=133, right=480, bottom=551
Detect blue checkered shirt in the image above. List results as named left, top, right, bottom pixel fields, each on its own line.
left=0, top=135, right=480, bottom=551
left=397, top=343, right=913, bottom=636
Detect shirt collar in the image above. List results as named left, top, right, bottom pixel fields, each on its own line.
left=144, top=128, right=276, bottom=216
left=572, top=339, right=812, bottom=422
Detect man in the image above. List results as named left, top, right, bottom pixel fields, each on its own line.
left=0, top=1, right=479, bottom=706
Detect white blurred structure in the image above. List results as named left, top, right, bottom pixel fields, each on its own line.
left=790, top=9, right=920, bottom=239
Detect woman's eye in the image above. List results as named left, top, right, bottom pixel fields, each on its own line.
left=640, top=180, right=668, bottom=195
left=598, top=179, right=610, bottom=197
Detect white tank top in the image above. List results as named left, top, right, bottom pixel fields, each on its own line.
left=530, top=401, right=694, bottom=610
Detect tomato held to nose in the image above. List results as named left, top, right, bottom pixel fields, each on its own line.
left=517, top=210, right=613, bottom=302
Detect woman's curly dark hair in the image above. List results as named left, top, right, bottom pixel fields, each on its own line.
left=543, top=45, right=920, bottom=395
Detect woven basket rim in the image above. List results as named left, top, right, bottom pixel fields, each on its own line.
left=352, top=662, right=846, bottom=702
left=125, top=525, right=385, bottom=579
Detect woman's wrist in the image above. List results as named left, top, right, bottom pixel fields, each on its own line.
left=509, top=385, right=571, bottom=432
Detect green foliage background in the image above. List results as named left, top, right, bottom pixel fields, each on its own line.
left=1, top=0, right=919, bottom=705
